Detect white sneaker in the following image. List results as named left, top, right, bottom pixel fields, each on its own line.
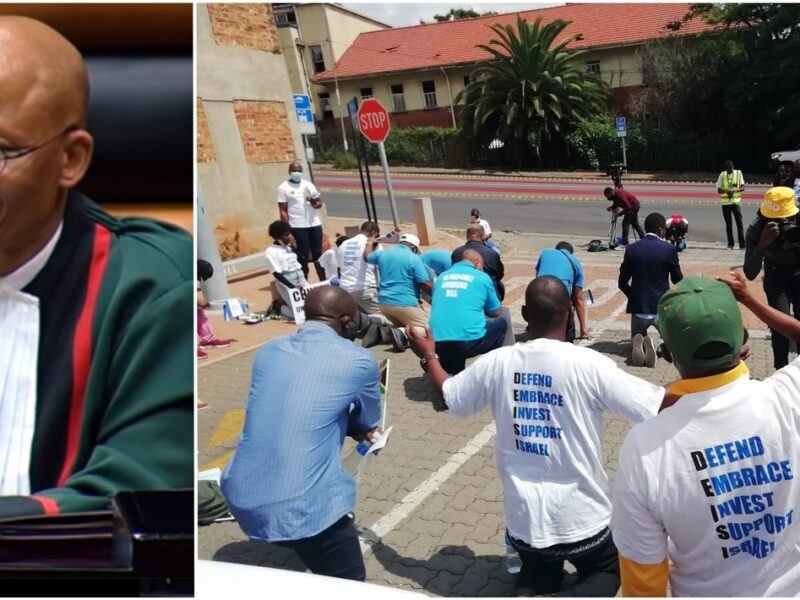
left=630, top=334, right=645, bottom=367
left=643, top=335, right=658, bottom=368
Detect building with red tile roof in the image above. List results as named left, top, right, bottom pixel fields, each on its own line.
left=310, top=3, right=717, bottom=132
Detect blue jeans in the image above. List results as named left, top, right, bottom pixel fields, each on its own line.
left=435, top=317, right=507, bottom=374
left=274, top=514, right=365, bottom=581
left=291, top=225, right=323, bottom=279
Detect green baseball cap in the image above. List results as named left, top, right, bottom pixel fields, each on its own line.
left=655, top=276, right=743, bottom=369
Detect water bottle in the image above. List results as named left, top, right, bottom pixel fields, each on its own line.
left=356, top=439, right=372, bottom=456
left=222, top=302, right=232, bottom=322
left=504, top=533, right=522, bottom=574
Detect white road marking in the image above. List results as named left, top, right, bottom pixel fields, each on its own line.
left=359, top=421, right=497, bottom=556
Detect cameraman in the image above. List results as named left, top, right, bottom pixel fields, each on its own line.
left=604, top=187, right=645, bottom=247
left=743, top=186, right=800, bottom=369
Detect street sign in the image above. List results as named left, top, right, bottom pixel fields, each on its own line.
left=293, top=94, right=316, bottom=135
left=356, top=98, right=391, bottom=143
left=615, top=116, right=627, bottom=138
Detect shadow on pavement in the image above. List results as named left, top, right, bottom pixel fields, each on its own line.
left=212, top=540, right=307, bottom=573
left=584, top=339, right=630, bottom=359
left=403, top=375, right=438, bottom=405
left=368, top=538, right=515, bottom=597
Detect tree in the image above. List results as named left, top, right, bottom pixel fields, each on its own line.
left=456, top=17, right=611, bottom=167
left=432, top=8, right=497, bottom=22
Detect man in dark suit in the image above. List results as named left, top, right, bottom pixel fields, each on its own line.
left=618, top=213, right=683, bottom=367
left=452, top=223, right=505, bottom=300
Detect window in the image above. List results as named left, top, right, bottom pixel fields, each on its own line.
left=359, top=87, right=373, bottom=100
left=422, top=80, right=437, bottom=108
left=310, top=45, right=325, bottom=74
left=318, top=93, right=333, bottom=120
left=586, top=61, right=601, bottom=76
left=390, top=84, right=406, bottom=112
left=274, top=9, right=297, bottom=26
left=644, top=113, right=661, bottom=130
left=463, top=75, right=470, bottom=87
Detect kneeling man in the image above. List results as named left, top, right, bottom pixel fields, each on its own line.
left=429, top=249, right=507, bottom=374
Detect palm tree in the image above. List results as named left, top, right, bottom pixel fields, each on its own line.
left=457, top=17, right=611, bottom=167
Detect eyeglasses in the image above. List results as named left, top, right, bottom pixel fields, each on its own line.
left=0, top=125, right=79, bottom=174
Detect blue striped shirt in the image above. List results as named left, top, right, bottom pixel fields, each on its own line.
left=221, top=321, right=381, bottom=541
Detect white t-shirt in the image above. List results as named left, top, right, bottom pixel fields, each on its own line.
left=337, top=234, right=381, bottom=292
left=611, top=359, right=800, bottom=597
left=276, top=179, right=321, bottom=228
left=442, top=338, right=663, bottom=547
left=318, top=249, right=338, bottom=280
left=472, top=218, right=492, bottom=237
left=265, top=243, right=302, bottom=276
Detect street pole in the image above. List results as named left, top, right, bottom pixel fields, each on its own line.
left=621, top=136, right=628, bottom=168
left=322, top=8, right=348, bottom=152
left=197, top=183, right=231, bottom=307
left=303, top=133, right=315, bottom=184
left=377, top=141, right=400, bottom=231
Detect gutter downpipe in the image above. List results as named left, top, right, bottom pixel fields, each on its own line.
left=440, top=66, right=457, bottom=128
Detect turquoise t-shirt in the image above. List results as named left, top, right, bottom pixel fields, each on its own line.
left=535, top=249, right=584, bottom=295
left=430, top=261, right=500, bottom=342
left=421, top=249, right=453, bottom=276
left=366, top=245, right=430, bottom=306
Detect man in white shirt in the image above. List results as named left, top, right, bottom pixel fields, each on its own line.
left=406, top=276, right=664, bottom=596
left=277, top=160, right=325, bottom=280
left=611, top=274, right=800, bottom=597
left=337, top=221, right=383, bottom=315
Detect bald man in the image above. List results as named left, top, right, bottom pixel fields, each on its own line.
left=222, top=286, right=382, bottom=581
left=452, top=222, right=505, bottom=300
left=0, top=17, right=192, bottom=517
left=428, top=249, right=506, bottom=374
left=407, top=277, right=664, bottom=596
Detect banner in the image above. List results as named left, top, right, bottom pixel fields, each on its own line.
left=276, top=280, right=331, bottom=324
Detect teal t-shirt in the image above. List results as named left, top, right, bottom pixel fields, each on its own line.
left=430, top=261, right=500, bottom=342
left=366, top=245, right=430, bottom=306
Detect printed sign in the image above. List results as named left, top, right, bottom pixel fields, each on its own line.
left=277, top=279, right=331, bottom=324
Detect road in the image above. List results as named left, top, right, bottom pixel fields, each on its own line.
left=315, top=171, right=769, bottom=243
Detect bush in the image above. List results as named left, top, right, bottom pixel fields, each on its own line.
left=331, top=152, right=359, bottom=170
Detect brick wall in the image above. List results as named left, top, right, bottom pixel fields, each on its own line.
left=196, top=98, right=216, bottom=163
left=207, top=3, right=280, bottom=52
left=234, top=100, right=295, bottom=163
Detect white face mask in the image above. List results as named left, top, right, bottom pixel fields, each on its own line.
left=289, top=172, right=302, bottom=183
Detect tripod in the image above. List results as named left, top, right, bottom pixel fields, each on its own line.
left=608, top=212, right=640, bottom=249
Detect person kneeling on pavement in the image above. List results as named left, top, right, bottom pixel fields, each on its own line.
left=428, top=249, right=507, bottom=374
left=265, top=220, right=309, bottom=320
left=406, top=276, right=665, bottom=597
left=611, top=273, right=800, bottom=597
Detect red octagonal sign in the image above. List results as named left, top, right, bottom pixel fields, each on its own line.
left=357, top=98, right=391, bottom=143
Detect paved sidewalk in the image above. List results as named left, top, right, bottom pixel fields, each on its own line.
left=198, top=223, right=782, bottom=596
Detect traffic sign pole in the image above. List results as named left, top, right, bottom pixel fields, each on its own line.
left=621, top=137, right=628, bottom=171
left=377, top=141, right=400, bottom=231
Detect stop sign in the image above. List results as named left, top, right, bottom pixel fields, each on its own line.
left=357, top=98, right=390, bottom=143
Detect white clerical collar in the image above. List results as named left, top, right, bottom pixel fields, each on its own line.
left=0, top=221, right=63, bottom=291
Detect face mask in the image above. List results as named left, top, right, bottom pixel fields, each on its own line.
left=289, top=172, right=302, bottom=183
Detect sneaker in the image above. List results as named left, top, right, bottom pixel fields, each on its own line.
left=197, top=348, right=208, bottom=360
left=643, top=335, right=658, bottom=368
left=200, top=338, right=233, bottom=349
left=630, top=334, right=644, bottom=367
left=389, top=328, right=409, bottom=352
left=361, top=323, right=382, bottom=349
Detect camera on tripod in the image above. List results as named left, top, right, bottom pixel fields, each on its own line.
left=605, top=162, right=626, bottom=189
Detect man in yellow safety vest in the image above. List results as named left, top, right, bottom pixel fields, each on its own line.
left=716, top=159, right=746, bottom=249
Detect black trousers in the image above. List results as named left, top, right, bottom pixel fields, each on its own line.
left=291, top=225, right=323, bottom=279
left=274, top=515, right=365, bottom=581
left=763, top=266, right=800, bottom=369
left=510, top=528, right=620, bottom=597
left=621, top=209, right=644, bottom=245
left=721, top=204, right=745, bottom=248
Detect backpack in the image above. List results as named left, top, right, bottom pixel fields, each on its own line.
left=587, top=239, right=604, bottom=252
left=198, top=480, right=233, bottom=526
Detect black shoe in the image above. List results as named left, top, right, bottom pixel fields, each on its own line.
left=389, top=328, right=409, bottom=352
